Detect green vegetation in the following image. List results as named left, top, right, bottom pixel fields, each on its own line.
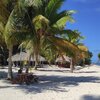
left=98, top=53, right=100, bottom=61
left=78, top=51, right=93, bottom=66
left=0, top=0, right=92, bottom=79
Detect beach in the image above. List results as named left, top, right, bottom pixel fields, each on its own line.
left=0, top=65, right=100, bottom=100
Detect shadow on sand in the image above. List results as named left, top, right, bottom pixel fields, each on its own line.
left=75, top=71, right=99, bottom=74
left=0, top=75, right=100, bottom=94
left=81, top=95, right=100, bottom=100
left=0, top=71, right=18, bottom=79
left=0, top=71, right=7, bottom=79
left=37, top=68, right=70, bottom=73
left=0, top=67, right=100, bottom=94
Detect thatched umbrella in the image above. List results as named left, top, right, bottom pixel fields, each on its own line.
left=56, top=55, right=71, bottom=62
left=7, top=52, right=28, bottom=61
left=55, top=55, right=72, bottom=69
left=33, top=55, right=46, bottom=62
left=7, top=52, right=46, bottom=62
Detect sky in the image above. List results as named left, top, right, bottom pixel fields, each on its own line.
left=62, top=0, right=100, bottom=62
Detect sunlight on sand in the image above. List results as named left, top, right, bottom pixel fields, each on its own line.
left=0, top=65, right=100, bottom=100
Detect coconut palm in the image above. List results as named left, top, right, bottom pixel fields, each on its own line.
left=60, top=29, right=88, bottom=72
left=1, top=0, right=81, bottom=77
left=0, top=0, right=43, bottom=79
left=0, top=0, right=19, bottom=79
left=25, top=0, right=81, bottom=69
left=16, top=0, right=80, bottom=71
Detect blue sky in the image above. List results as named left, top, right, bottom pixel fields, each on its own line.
left=62, top=0, right=100, bottom=62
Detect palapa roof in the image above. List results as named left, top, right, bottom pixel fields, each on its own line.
left=56, top=55, right=71, bottom=62
left=7, top=52, right=46, bottom=61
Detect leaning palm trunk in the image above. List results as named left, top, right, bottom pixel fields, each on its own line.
left=31, top=53, right=39, bottom=70
left=70, top=58, right=74, bottom=73
left=7, top=46, right=13, bottom=79
left=26, top=54, right=31, bottom=73
left=34, top=43, right=40, bottom=70
left=34, top=54, right=39, bottom=70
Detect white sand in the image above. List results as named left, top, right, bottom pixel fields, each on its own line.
left=0, top=65, right=100, bottom=100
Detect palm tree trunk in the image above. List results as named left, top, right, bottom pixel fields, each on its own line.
left=34, top=55, right=38, bottom=70
left=19, top=46, right=23, bottom=71
left=7, top=46, right=13, bottom=80
left=31, top=53, right=38, bottom=70
left=70, top=58, right=74, bottom=73
left=26, top=54, right=31, bottom=73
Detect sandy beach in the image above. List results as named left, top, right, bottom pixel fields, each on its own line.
left=0, top=65, right=100, bottom=100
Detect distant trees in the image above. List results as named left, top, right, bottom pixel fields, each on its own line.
left=98, top=53, right=100, bottom=62
left=85, top=51, right=93, bottom=65
left=78, top=51, right=93, bottom=66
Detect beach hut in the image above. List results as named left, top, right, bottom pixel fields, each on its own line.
left=32, top=55, right=46, bottom=62
left=56, top=55, right=71, bottom=62
left=56, top=55, right=71, bottom=68
left=7, top=52, right=29, bottom=61
left=7, top=52, right=46, bottom=67
left=7, top=52, right=46, bottom=62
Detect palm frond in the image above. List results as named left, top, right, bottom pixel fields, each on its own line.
left=21, top=0, right=42, bottom=8
left=0, top=0, right=10, bottom=24
left=45, top=0, right=65, bottom=19
left=51, top=10, right=75, bottom=26
left=48, top=36, right=81, bottom=56
left=32, top=15, right=49, bottom=31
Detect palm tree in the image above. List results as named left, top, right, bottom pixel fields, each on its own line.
left=1, top=0, right=81, bottom=77
left=0, top=0, right=43, bottom=79
left=16, top=0, right=80, bottom=71
left=0, top=0, right=17, bottom=79
left=0, top=0, right=11, bottom=76
left=60, top=29, right=88, bottom=72
left=27, top=0, right=81, bottom=69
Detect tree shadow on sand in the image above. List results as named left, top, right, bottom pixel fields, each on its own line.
left=0, top=71, right=7, bottom=79
left=17, top=75, right=100, bottom=94
left=81, top=95, right=100, bottom=100
left=1, top=67, right=100, bottom=94
left=0, top=71, right=18, bottom=79
left=1, top=75, right=100, bottom=94
left=37, top=69, right=70, bottom=73
left=75, top=71, right=99, bottom=74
